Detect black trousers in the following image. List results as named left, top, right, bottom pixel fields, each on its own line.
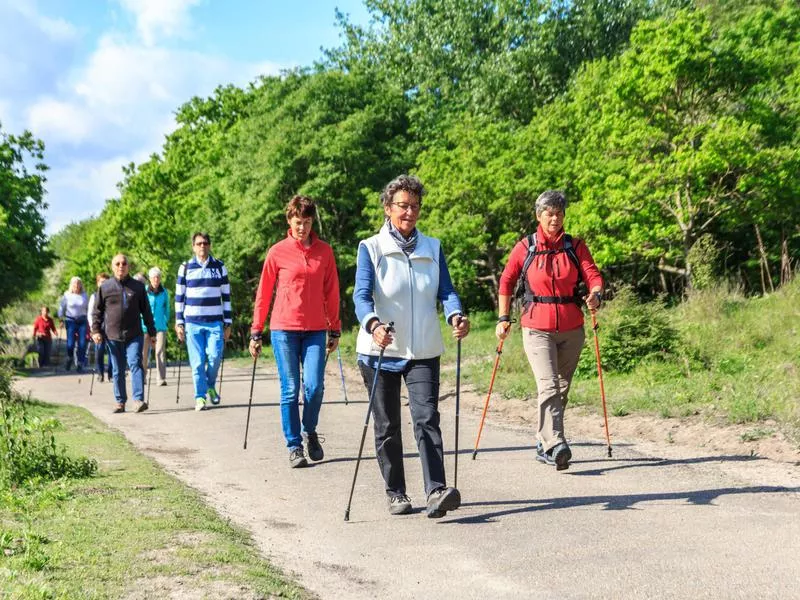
left=359, top=357, right=446, bottom=498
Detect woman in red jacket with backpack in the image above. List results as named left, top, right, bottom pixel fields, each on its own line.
left=496, top=190, right=603, bottom=471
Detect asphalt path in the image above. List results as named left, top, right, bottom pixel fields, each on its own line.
left=15, top=361, right=800, bottom=600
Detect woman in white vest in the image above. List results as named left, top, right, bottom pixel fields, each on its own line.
left=353, top=174, right=470, bottom=519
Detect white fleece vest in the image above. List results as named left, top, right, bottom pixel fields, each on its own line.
left=356, top=227, right=445, bottom=360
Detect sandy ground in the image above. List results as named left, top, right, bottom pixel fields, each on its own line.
left=14, top=360, right=800, bottom=600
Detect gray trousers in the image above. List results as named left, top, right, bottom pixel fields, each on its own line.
left=358, top=357, right=446, bottom=498
left=522, top=326, right=585, bottom=452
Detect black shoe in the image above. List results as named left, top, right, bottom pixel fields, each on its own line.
left=426, top=487, right=461, bottom=518
left=135, top=401, right=149, bottom=413
left=305, top=432, right=324, bottom=461
left=552, top=442, right=572, bottom=471
left=112, top=403, right=125, bottom=414
left=388, top=494, right=413, bottom=515
left=288, top=447, right=308, bottom=468
left=98, top=374, right=104, bottom=383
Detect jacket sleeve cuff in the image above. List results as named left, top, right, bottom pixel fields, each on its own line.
left=360, top=312, right=379, bottom=332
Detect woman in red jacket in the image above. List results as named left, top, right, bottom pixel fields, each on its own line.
left=496, top=190, right=603, bottom=471
left=249, top=196, right=341, bottom=468
left=32, top=305, right=58, bottom=367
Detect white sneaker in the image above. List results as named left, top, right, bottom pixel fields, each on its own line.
left=194, top=397, right=207, bottom=412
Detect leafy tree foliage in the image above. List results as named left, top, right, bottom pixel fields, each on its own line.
left=0, top=124, right=51, bottom=309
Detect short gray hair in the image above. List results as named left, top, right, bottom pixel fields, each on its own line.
left=380, top=174, right=425, bottom=208
left=535, top=190, right=567, bottom=216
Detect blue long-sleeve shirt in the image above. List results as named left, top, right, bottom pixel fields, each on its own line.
left=353, top=242, right=463, bottom=371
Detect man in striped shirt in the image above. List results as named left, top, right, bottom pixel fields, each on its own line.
left=175, top=232, right=233, bottom=411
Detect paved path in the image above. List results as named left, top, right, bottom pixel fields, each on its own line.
left=16, top=363, right=800, bottom=600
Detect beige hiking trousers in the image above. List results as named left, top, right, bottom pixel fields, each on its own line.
left=522, top=326, right=585, bottom=452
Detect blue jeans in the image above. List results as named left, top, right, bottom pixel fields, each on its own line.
left=107, top=336, right=144, bottom=404
left=271, top=330, right=326, bottom=449
left=94, top=340, right=112, bottom=378
left=185, top=322, right=224, bottom=399
left=65, top=317, right=88, bottom=367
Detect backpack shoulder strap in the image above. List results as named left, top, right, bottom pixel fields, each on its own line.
left=563, top=234, right=582, bottom=279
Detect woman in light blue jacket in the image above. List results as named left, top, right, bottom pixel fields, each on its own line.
left=353, top=174, right=470, bottom=519
left=143, top=267, right=170, bottom=386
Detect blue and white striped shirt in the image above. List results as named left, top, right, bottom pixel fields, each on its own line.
left=175, top=255, right=232, bottom=325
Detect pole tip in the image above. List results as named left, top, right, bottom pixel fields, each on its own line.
left=344, top=510, right=350, bottom=522
left=471, top=451, right=477, bottom=460
left=607, top=447, right=612, bottom=458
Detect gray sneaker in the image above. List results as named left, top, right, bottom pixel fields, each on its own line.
left=551, top=442, right=572, bottom=471
left=288, top=447, right=308, bottom=468
left=305, top=432, right=324, bottom=461
left=388, top=494, right=413, bottom=515
left=426, top=487, right=461, bottom=518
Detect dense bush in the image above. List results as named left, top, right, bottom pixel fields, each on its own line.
left=576, top=286, right=679, bottom=376
left=0, top=367, right=97, bottom=487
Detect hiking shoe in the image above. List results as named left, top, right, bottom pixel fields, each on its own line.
left=535, top=441, right=553, bottom=466
left=552, top=442, right=572, bottom=471
left=388, top=494, right=413, bottom=515
left=194, top=397, right=207, bottom=412
left=134, top=401, right=149, bottom=413
left=159, top=380, right=167, bottom=387
left=288, top=447, right=308, bottom=468
left=207, top=387, right=221, bottom=405
left=426, top=487, right=461, bottom=518
left=99, top=374, right=105, bottom=383
left=305, top=432, right=324, bottom=461
left=112, top=403, right=125, bottom=414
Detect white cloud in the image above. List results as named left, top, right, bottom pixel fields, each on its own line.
left=118, top=0, right=200, bottom=46
left=11, top=3, right=79, bottom=42
left=26, top=98, right=94, bottom=143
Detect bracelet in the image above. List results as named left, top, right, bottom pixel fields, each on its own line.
left=593, top=292, right=602, bottom=305
left=497, top=315, right=511, bottom=324
left=328, top=330, right=341, bottom=338
left=369, top=321, right=383, bottom=334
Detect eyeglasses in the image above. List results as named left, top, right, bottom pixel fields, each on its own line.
left=194, top=241, right=210, bottom=246
left=392, top=202, right=421, bottom=213
left=114, top=262, right=128, bottom=266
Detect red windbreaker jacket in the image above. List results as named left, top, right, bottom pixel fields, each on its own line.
left=251, top=230, right=341, bottom=334
left=498, top=225, right=603, bottom=332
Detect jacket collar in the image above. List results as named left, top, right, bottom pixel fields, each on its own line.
left=285, top=229, right=318, bottom=250
left=377, top=223, right=433, bottom=259
left=537, top=224, right=565, bottom=248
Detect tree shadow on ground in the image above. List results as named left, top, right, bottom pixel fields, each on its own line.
left=443, top=485, right=800, bottom=524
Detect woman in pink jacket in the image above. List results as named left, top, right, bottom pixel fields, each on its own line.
left=249, top=196, right=341, bottom=468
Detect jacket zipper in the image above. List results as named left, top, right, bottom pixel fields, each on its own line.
left=552, top=253, right=560, bottom=332
left=407, top=256, right=414, bottom=351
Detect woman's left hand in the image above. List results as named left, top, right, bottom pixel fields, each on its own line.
left=452, top=315, right=470, bottom=340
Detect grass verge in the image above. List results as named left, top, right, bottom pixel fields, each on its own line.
left=0, top=402, right=309, bottom=600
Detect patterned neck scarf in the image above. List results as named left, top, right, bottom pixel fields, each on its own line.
left=386, top=220, right=418, bottom=255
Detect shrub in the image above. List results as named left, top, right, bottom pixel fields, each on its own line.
left=577, top=286, right=679, bottom=376
left=0, top=366, right=97, bottom=487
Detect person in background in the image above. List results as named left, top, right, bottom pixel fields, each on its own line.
left=58, top=276, right=89, bottom=372
left=92, top=254, right=157, bottom=413
left=87, top=273, right=113, bottom=382
left=143, top=267, right=170, bottom=386
left=32, top=306, right=57, bottom=367
left=175, top=233, right=232, bottom=411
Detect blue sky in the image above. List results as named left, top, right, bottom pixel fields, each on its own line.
left=0, top=0, right=371, bottom=233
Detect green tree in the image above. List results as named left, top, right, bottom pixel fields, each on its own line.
left=0, top=124, right=51, bottom=309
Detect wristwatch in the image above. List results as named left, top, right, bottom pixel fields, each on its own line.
left=250, top=333, right=262, bottom=342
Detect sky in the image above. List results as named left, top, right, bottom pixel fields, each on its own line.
left=0, top=0, right=371, bottom=234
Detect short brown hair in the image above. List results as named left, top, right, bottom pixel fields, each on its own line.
left=192, top=232, right=211, bottom=246
left=95, top=272, right=110, bottom=285
left=285, top=195, right=317, bottom=220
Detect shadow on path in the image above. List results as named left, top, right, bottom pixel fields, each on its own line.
left=444, top=485, right=800, bottom=523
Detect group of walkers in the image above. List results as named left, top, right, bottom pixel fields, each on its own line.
left=40, top=174, right=604, bottom=520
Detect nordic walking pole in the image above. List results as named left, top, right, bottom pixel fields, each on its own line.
left=89, top=341, right=96, bottom=395
left=454, top=326, right=462, bottom=489
left=472, top=337, right=506, bottom=460
left=243, top=354, right=259, bottom=450
left=336, top=346, right=349, bottom=405
left=175, top=341, right=183, bottom=404
left=146, top=342, right=153, bottom=405
left=591, top=310, right=612, bottom=457
left=218, top=342, right=226, bottom=397
left=53, top=324, right=63, bottom=373
left=345, top=321, right=393, bottom=522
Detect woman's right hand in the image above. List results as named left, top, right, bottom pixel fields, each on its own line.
left=371, top=322, right=394, bottom=349
left=495, top=321, right=511, bottom=340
